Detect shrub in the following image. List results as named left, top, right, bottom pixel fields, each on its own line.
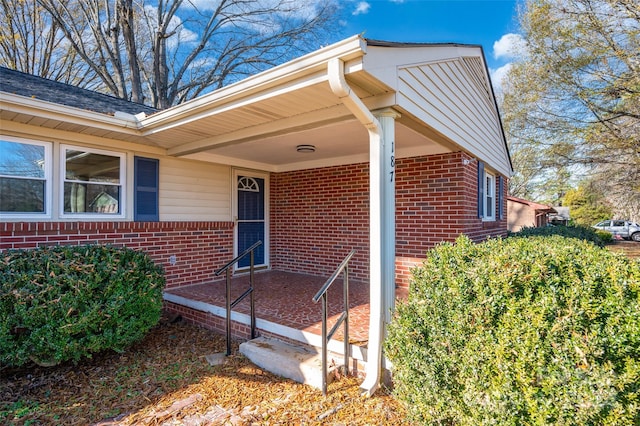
left=386, top=235, right=640, bottom=425
left=509, top=224, right=606, bottom=246
left=1, top=245, right=165, bottom=367
left=595, top=230, right=614, bottom=243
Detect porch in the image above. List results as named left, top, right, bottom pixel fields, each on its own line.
left=163, top=270, right=409, bottom=364
left=2, top=35, right=511, bottom=396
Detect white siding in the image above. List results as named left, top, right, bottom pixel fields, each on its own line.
left=396, top=58, right=510, bottom=176
left=159, top=158, right=231, bottom=221
left=364, top=45, right=512, bottom=177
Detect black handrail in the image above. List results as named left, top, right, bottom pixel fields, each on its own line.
left=215, top=240, right=262, bottom=356
left=215, top=240, right=263, bottom=275
left=312, top=249, right=356, bottom=395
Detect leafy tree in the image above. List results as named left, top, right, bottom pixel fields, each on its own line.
left=502, top=0, right=639, bottom=220
left=30, top=0, right=341, bottom=108
left=504, top=132, right=544, bottom=200
left=562, top=180, right=612, bottom=226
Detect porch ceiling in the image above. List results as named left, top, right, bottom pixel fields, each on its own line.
left=187, top=118, right=451, bottom=172
left=144, top=73, right=454, bottom=172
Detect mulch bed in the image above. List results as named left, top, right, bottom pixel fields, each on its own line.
left=1, top=315, right=408, bottom=425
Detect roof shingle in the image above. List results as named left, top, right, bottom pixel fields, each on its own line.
left=0, top=67, right=157, bottom=116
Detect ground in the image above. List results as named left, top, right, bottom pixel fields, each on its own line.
left=3, top=241, right=637, bottom=425
left=1, top=315, right=408, bottom=425
left=606, top=239, right=640, bottom=259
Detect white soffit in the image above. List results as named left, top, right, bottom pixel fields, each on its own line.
left=153, top=39, right=509, bottom=175
left=140, top=36, right=367, bottom=132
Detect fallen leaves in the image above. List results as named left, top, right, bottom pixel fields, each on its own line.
left=1, top=314, right=408, bottom=425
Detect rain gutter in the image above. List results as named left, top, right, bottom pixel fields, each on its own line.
left=327, top=56, right=384, bottom=397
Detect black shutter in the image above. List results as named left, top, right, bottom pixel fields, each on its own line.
left=498, top=175, right=504, bottom=220
left=477, top=161, right=485, bottom=218
left=134, top=156, right=159, bottom=221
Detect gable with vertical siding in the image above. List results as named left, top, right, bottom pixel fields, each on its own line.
left=396, top=57, right=508, bottom=175
left=363, top=43, right=511, bottom=178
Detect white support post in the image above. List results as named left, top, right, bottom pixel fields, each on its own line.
left=375, top=109, right=400, bottom=326
left=362, top=127, right=384, bottom=396
left=327, top=57, right=400, bottom=396
left=360, top=109, right=399, bottom=396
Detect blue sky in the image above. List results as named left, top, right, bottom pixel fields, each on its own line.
left=335, top=0, right=524, bottom=87
left=182, top=0, right=525, bottom=90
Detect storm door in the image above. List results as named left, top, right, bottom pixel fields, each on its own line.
left=234, top=172, right=268, bottom=269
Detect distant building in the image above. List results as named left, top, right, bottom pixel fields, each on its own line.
left=549, top=206, right=571, bottom=226
left=507, top=196, right=557, bottom=232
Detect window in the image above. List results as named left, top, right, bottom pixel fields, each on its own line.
left=484, top=171, right=496, bottom=220
left=0, top=137, right=51, bottom=216
left=477, top=161, right=496, bottom=221
left=62, top=145, right=125, bottom=216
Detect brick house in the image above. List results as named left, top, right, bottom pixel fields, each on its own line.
left=507, top=196, right=556, bottom=232
left=1, top=36, right=512, bottom=392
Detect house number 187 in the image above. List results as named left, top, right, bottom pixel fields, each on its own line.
left=389, top=140, right=395, bottom=182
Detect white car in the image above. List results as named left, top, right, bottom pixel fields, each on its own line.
left=593, top=220, right=640, bottom=242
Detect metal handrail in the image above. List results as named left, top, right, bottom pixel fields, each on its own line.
left=215, top=240, right=262, bottom=356
left=312, top=249, right=356, bottom=395
left=215, top=240, right=263, bottom=276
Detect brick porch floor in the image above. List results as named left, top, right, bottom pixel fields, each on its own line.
left=164, top=270, right=408, bottom=347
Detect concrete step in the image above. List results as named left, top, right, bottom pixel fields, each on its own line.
left=239, top=336, right=340, bottom=390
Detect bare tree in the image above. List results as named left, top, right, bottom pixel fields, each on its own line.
left=35, top=0, right=341, bottom=108
left=118, top=0, right=144, bottom=103
left=501, top=0, right=640, bottom=217
left=0, top=0, right=98, bottom=87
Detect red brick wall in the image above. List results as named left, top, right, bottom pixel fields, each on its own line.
left=394, top=153, right=508, bottom=286
left=395, top=152, right=507, bottom=253
left=270, top=163, right=371, bottom=281
left=271, top=152, right=508, bottom=287
left=0, top=221, right=234, bottom=289
left=2, top=152, right=508, bottom=290
left=163, top=301, right=253, bottom=339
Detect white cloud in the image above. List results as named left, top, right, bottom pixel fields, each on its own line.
left=175, top=26, right=199, bottom=44
left=353, top=1, right=371, bottom=15
left=190, top=57, right=218, bottom=70
left=142, top=6, right=198, bottom=48
left=493, top=33, right=527, bottom=60
left=489, top=63, right=513, bottom=94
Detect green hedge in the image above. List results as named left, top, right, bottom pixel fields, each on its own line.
left=1, top=245, right=165, bottom=367
left=386, top=235, right=640, bottom=425
left=510, top=224, right=608, bottom=246
left=595, top=230, right=615, bottom=243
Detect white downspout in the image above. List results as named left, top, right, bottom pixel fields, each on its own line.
left=328, top=57, right=384, bottom=397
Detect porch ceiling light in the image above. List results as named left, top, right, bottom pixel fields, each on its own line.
left=296, top=144, right=316, bottom=153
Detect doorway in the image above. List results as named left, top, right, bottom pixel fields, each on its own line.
left=233, top=170, right=268, bottom=269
